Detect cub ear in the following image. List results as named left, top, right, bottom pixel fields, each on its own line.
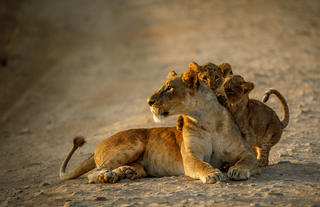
left=219, top=63, right=233, bottom=77
left=188, top=61, right=201, bottom=72
left=168, top=70, right=177, bottom=79
left=242, top=81, right=254, bottom=94
left=182, top=69, right=199, bottom=89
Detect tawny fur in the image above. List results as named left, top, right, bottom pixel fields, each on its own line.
left=60, top=69, right=259, bottom=184
left=60, top=127, right=185, bottom=183
left=223, top=75, right=290, bottom=167
left=148, top=69, right=259, bottom=182
left=176, top=61, right=233, bottom=131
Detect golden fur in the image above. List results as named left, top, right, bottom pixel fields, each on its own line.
left=223, top=75, right=289, bottom=166
left=148, top=69, right=259, bottom=182
left=60, top=69, right=259, bottom=184
left=60, top=127, right=186, bottom=183
left=176, top=61, right=232, bottom=131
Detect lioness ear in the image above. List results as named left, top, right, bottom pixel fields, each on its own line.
left=219, top=63, right=232, bottom=77
left=242, top=81, right=254, bottom=94
left=188, top=61, right=201, bottom=72
left=168, top=70, right=177, bottom=79
left=182, top=69, right=199, bottom=89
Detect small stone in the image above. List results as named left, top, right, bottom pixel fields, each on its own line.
left=34, top=191, right=44, bottom=197
left=40, top=182, right=50, bottom=187
left=95, top=197, right=107, bottom=201
left=268, top=192, right=283, bottom=196
left=24, top=185, right=30, bottom=189
left=15, top=189, right=23, bottom=194
left=250, top=203, right=262, bottom=207
left=260, top=187, right=270, bottom=192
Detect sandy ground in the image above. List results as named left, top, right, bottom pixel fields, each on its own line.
left=0, top=0, right=320, bottom=206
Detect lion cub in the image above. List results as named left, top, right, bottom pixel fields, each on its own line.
left=223, top=75, right=289, bottom=167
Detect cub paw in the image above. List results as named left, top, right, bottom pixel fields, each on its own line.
left=258, top=159, right=268, bottom=167
left=227, top=166, right=250, bottom=180
left=201, top=169, right=226, bottom=184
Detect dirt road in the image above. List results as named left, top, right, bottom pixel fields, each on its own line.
left=0, top=0, right=319, bottom=206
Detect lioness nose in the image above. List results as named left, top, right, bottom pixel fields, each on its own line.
left=148, top=99, right=155, bottom=106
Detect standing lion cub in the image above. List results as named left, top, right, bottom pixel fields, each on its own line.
left=188, top=61, right=289, bottom=167
left=223, top=75, right=289, bottom=166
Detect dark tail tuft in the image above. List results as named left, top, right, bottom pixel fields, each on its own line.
left=73, top=136, right=85, bottom=148
left=262, top=92, right=270, bottom=103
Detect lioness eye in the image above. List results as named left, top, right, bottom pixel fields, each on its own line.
left=164, top=86, right=172, bottom=92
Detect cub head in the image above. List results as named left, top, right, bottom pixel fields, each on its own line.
left=223, top=75, right=254, bottom=105
left=147, top=69, right=200, bottom=122
left=189, top=61, right=233, bottom=92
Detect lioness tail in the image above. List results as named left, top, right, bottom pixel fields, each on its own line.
left=262, top=88, right=289, bottom=129
left=59, top=136, right=96, bottom=180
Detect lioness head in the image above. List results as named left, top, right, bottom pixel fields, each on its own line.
left=147, top=68, right=201, bottom=122
left=223, top=75, right=254, bottom=105
left=189, top=61, right=233, bottom=91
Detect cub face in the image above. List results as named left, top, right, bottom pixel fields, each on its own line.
left=189, top=61, right=233, bottom=92
left=147, top=69, right=199, bottom=122
left=223, top=75, right=255, bottom=105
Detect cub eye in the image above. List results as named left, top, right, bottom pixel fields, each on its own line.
left=214, top=75, right=220, bottom=81
left=225, top=88, right=233, bottom=94
left=202, top=76, right=207, bottom=81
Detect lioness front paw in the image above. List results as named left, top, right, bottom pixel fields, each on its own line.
left=114, top=166, right=137, bottom=179
left=98, top=171, right=120, bottom=183
left=201, top=169, right=226, bottom=184
left=227, top=166, right=250, bottom=180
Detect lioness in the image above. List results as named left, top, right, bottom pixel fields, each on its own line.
left=148, top=68, right=260, bottom=182
left=223, top=75, right=289, bottom=166
left=60, top=72, right=218, bottom=184
left=60, top=69, right=259, bottom=184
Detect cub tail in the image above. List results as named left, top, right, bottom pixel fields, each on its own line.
left=60, top=136, right=96, bottom=180
left=262, top=88, right=289, bottom=129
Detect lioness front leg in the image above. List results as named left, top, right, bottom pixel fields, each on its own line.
left=227, top=153, right=260, bottom=180
left=88, top=163, right=147, bottom=184
left=181, top=145, right=224, bottom=184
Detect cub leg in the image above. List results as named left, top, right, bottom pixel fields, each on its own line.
left=90, top=163, right=147, bottom=184
left=258, top=143, right=272, bottom=167
left=181, top=144, right=224, bottom=184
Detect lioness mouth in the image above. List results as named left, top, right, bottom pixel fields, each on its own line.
left=161, top=112, right=169, bottom=117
